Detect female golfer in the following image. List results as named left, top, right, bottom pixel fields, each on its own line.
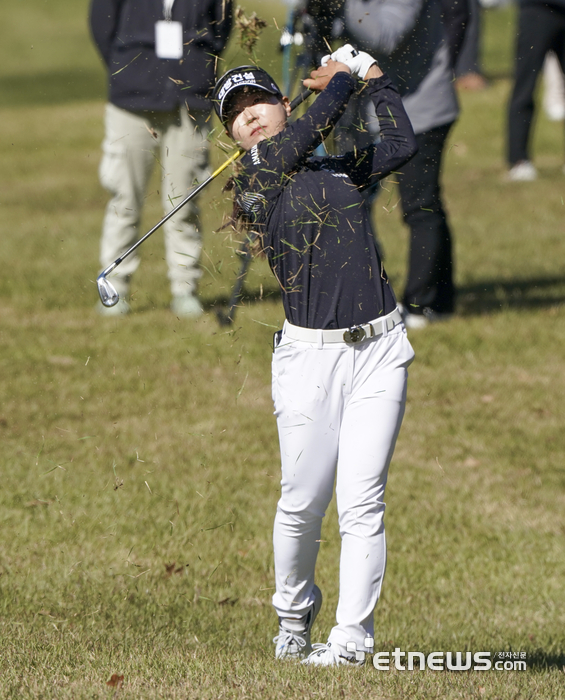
left=213, top=48, right=417, bottom=666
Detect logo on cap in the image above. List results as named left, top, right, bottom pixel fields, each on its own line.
left=218, top=71, right=257, bottom=101
left=214, top=66, right=282, bottom=124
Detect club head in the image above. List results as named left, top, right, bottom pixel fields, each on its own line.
left=97, top=275, right=120, bottom=307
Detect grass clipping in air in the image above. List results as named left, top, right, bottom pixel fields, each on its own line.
left=235, top=5, right=268, bottom=57
left=3, top=2, right=565, bottom=698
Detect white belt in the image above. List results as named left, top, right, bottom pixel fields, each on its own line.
left=283, top=308, right=403, bottom=345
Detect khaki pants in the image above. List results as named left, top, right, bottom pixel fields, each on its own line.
left=98, top=103, right=210, bottom=298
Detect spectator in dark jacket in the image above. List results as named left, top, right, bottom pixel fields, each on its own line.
left=90, top=0, right=233, bottom=316
left=342, top=0, right=467, bottom=327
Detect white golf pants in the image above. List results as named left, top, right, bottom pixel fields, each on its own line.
left=98, top=103, right=210, bottom=298
left=271, top=318, right=415, bottom=650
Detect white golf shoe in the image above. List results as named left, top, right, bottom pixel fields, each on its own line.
left=171, top=293, right=203, bottom=318
left=302, top=641, right=364, bottom=667
left=273, top=585, right=322, bottom=660
left=506, top=161, right=538, bottom=182
left=399, top=303, right=453, bottom=330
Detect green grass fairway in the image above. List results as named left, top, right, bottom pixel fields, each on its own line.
left=1, top=2, right=565, bottom=698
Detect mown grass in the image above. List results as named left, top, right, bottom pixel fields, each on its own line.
left=1, top=2, right=565, bottom=698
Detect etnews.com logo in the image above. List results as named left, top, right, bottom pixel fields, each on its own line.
left=347, top=640, right=527, bottom=671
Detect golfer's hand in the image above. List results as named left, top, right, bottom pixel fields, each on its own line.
left=303, top=60, right=350, bottom=92
left=322, top=44, right=383, bottom=81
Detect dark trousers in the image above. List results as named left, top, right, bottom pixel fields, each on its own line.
left=398, top=123, right=455, bottom=315
left=508, top=3, right=565, bottom=165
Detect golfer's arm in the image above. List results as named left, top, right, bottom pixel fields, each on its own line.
left=268, top=72, right=356, bottom=175
left=336, top=76, right=417, bottom=188
left=368, top=77, right=418, bottom=179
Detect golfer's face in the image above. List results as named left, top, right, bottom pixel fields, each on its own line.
left=227, top=90, right=290, bottom=151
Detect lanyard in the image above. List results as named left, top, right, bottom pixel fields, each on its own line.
left=163, top=0, right=175, bottom=21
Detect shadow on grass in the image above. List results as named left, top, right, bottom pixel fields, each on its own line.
left=205, top=283, right=281, bottom=326
left=526, top=649, right=565, bottom=671
left=1, top=69, right=105, bottom=107
left=207, top=274, right=565, bottom=321
left=208, top=287, right=280, bottom=309
left=458, top=276, right=565, bottom=316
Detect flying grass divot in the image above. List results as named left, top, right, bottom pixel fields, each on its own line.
left=234, top=6, right=268, bottom=57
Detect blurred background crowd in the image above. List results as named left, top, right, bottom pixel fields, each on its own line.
left=86, top=0, right=565, bottom=328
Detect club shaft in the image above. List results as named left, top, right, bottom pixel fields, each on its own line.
left=99, top=148, right=242, bottom=279
left=289, top=87, right=312, bottom=111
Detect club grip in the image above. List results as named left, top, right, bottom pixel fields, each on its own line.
left=289, top=88, right=313, bottom=112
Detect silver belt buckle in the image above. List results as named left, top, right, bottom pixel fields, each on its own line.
left=343, top=325, right=366, bottom=344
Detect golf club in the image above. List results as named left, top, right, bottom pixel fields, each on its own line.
left=96, top=87, right=313, bottom=307
left=96, top=148, right=241, bottom=306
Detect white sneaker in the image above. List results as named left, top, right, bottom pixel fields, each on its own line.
left=96, top=298, right=131, bottom=317
left=171, top=294, right=203, bottom=318
left=399, top=304, right=453, bottom=329
left=506, top=161, right=538, bottom=182
left=403, top=311, right=429, bottom=329
left=274, top=585, right=323, bottom=660
left=302, top=641, right=364, bottom=667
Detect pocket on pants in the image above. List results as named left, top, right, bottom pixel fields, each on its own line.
left=99, top=142, right=126, bottom=196
left=272, top=342, right=341, bottom=414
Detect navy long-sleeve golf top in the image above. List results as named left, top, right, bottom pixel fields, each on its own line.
left=234, top=72, right=417, bottom=330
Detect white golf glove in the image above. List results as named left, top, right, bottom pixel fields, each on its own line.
left=321, top=44, right=377, bottom=79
